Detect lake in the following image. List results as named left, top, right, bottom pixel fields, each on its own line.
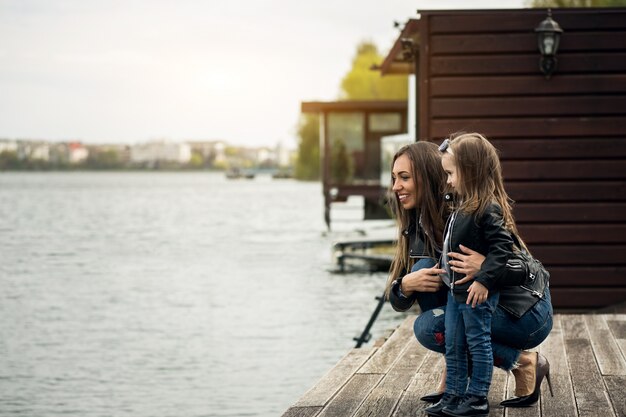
left=0, top=172, right=409, bottom=417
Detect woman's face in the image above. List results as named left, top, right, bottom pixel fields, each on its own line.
left=441, top=152, right=459, bottom=192
left=392, top=154, right=419, bottom=210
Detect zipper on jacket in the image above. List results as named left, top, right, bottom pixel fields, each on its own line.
left=444, top=210, right=458, bottom=290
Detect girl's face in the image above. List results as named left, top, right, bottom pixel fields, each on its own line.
left=392, top=154, right=419, bottom=209
left=441, top=152, right=459, bottom=192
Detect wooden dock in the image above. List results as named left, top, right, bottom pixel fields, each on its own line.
left=282, top=313, right=626, bottom=417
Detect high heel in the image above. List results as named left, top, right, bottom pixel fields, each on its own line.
left=501, top=353, right=552, bottom=407
left=420, top=391, right=444, bottom=403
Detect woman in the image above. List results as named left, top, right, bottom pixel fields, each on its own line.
left=386, top=141, right=553, bottom=408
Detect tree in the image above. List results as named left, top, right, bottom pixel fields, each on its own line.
left=528, top=0, right=626, bottom=6
left=295, top=41, right=408, bottom=181
left=294, top=114, right=320, bottom=180
left=340, top=42, right=408, bottom=100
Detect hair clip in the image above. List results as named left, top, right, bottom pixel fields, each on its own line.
left=439, top=138, right=452, bottom=153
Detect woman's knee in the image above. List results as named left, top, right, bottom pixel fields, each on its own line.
left=413, top=308, right=446, bottom=353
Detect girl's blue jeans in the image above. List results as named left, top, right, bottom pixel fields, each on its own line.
left=411, top=258, right=554, bottom=372
left=445, top=290, right=499, bottom=397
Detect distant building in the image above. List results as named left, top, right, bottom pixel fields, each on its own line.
left=130, top=140, right=191, bottom=165
left=68, top=142, right=89, bottom=164
left=18, top=141, right=50, bottom=161
left=0, top=140, right=18, bottom=154
left=187, top=140, right=227, bottom=167
left=275, top=141, right=293, bottom=167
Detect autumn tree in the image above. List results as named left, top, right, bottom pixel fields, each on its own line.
left=340, top=42, right=408, bottom=100
left=294, top=114, right=320, bottom=180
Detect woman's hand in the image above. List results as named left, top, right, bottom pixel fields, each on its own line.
left=401, top=264, right=446, bottom=294
left=467, top=281, right=488, bottom=308
left=448, top=244, right=486, bottom=285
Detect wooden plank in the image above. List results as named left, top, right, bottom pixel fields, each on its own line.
left=352, top=372, right=416, bottom=417
left=431, top=32, right=626, bottom=55
left=357, top=317, right=415, bottom=374
left=430, top=117, right=626, bottom=138
left=585, top=315, right=626, bottom=376
left=546, top=267, right=626, bottom=287
left=427, top=10, right=626, bottom=34
left=281, top=407, right=322, bottom=417
left=431, top=96, right=626, bottom=117
left=551, top=289, right=626, bottom=310
left=502, top=160, right=626, bottom=181
left=607, top=317, right=626, bottom=374
left=293, top=347, right=377, bottom=407
left=561, top=314, right=616, bottom=417
left=430, top=53, right=626, bottom=76
left=431, top=33, right=535, bottom=55
left=393, top=352, right=444, bottom=417
left=488, top=368, right=507, bottom=417
left=517, top=224, right=626, bottom=244
left=506, top=181, right=626, bottom=203
left=604, top=376, right=626, bottom=417
left=316, top=373, right=383, bottom=417
left=386, top=329, right=429, bottom=375
left=494, top=138, right=626, bottom=161
left=514, top=203, right=626, bottom=223
left=607, top=318, right=626, bottom=339
left=430, top=74, right=626, bottom=97
left=537, top=316, right=578, bottom=417
left=530, top=245, right=626, bottom=266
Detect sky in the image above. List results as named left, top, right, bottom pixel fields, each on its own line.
left=0, top=0, right=526, bottom=148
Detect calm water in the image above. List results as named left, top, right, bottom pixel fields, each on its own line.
left=0, top=172, right=408, bottom=417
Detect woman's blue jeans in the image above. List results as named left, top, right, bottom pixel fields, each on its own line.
left=411, top=258, right=554, bottom=371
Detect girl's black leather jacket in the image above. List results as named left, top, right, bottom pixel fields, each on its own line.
left=390, top=202, right=547, bottom=314
left=443, top=203, right=514, bottom=302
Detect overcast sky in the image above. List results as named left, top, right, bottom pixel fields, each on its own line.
left=0, top=0, right=526, bottom=148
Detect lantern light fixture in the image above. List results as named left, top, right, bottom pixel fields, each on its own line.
left=535, top=9, right=564, bottom=79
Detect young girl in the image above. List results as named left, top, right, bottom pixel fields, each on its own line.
left=425, top=133, right=520, bottom=417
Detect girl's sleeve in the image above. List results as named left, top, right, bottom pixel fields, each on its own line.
left=474, top=205, right=514, bottom=290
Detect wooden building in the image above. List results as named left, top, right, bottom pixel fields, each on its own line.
left=301, top=101, right=408, bottom=229
left=380, top=8, right=626, bottom=309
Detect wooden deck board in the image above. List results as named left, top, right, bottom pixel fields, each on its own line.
left=282, top=314, right=626, bottom=417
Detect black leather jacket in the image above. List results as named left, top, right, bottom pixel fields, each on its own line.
left=443, top=203, right=514, bottom=301
left=390, top=202, right=537, bottom=313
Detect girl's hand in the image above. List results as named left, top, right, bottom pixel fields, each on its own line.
left=448, top=244, right=486, bottom=285
left=466, top=281, right=488, bottom=308
left=401, top=264, right=446, bottom=294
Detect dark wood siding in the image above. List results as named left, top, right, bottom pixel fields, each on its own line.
left=418, top=8, right=626, bottom=309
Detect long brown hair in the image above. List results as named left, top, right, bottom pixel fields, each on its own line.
left=385, top=141, right=447, bottom=298
left=445, top=132, right=527, bottom=250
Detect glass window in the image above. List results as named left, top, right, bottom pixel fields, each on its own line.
left=369, top=113, right=402, bottom=132
left=328, top=113, right=364, bottom=183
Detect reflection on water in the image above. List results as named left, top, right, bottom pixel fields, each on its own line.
left=0, top=172, right=409, bottom=417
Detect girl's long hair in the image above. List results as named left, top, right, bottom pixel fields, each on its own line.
left=385, top=141, right=448, bottom=298
left=445, top=132, right=527, bottom=250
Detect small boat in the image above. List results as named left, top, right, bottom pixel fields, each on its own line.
left=226, top=168, right=255, bottom=179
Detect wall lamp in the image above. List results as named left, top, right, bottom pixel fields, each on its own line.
left=535, top=9, right=563, bottom=79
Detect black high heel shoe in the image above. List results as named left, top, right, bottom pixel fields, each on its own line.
left=420, top=391, right=444, bottom=403
left=500, top=353, right=554, bottom=407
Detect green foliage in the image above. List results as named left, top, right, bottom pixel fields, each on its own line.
left=86, top=149, right=121, bottom=169
left=528, top=0, right=626, bottom=6
left=0, top=151, right=20, bottom=170
left=330, top=138, right=353, bottom=183
left=188, top=150, right=205, bottom=168
left=294, top=114, right=320, bottom=181
left=340, top=41, right=408, bottom=100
